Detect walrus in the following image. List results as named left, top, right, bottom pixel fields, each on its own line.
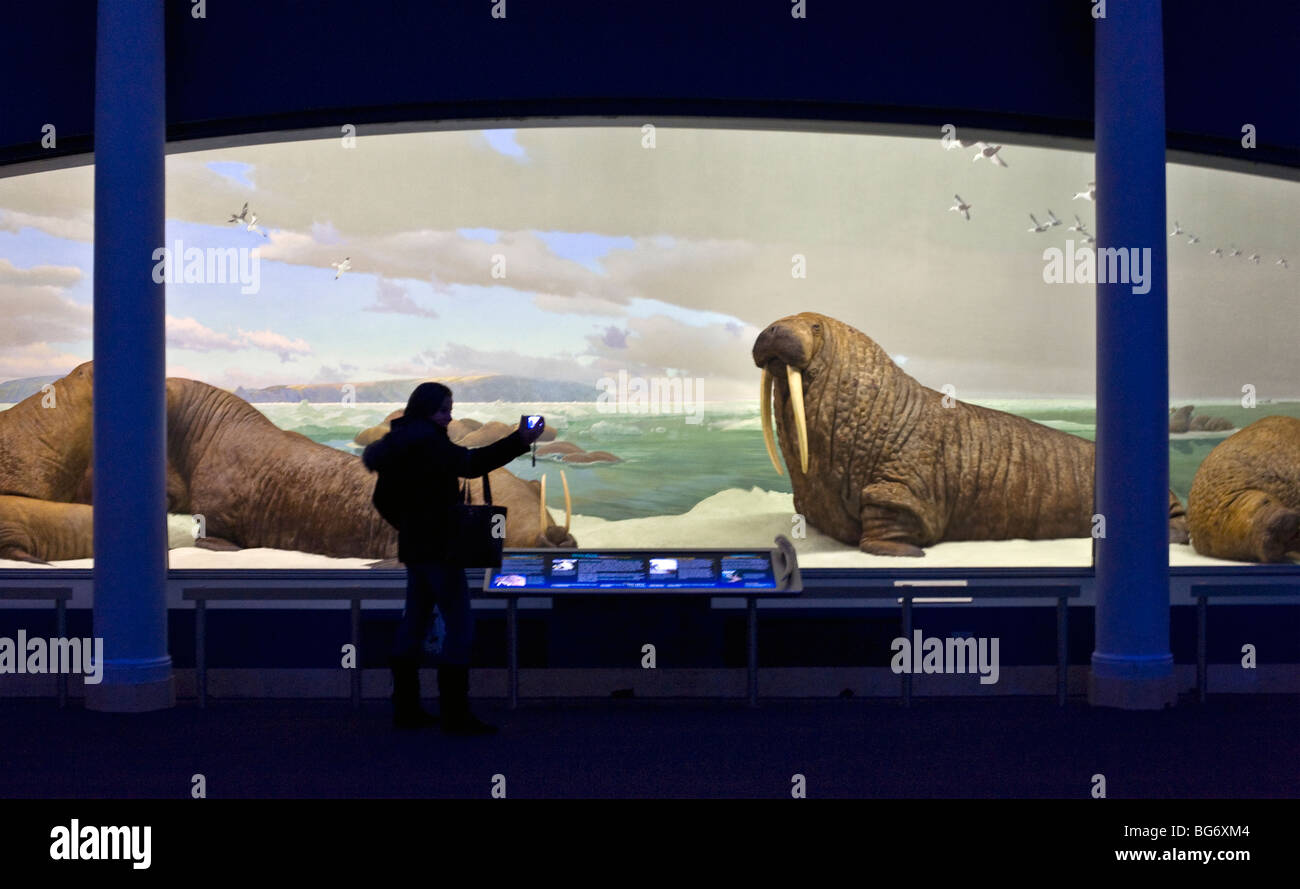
left=354, top=409, right=407, bottom=447
left=0, top=362, right=95, bottom=503
left=0, top=496, right=94, bottom=563
left=560, top=450, right=619, bottom=464
left=537, top=441, right=584, bottom=456
left=752, top=312, right=1190, bottom=556
left=1171, top=405, right=1234, bottom=434
left=1187, top=415, right=1300, bottom=562
left=0, top=362, right=577, bottom=562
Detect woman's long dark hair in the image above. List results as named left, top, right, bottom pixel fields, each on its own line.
left=405, top=382, right=452, bottom=420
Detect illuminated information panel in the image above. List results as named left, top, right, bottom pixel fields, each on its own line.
left=483, top=547, right=800, bottom=595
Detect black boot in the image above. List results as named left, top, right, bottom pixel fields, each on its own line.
left=438, top=665, right=497, bottom=735
left=390, top=655, right=439, bottom=729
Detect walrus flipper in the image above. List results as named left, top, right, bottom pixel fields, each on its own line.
left=194, top=536, right=243, bottom=552
left=1257, top=501, right=1300, bottom=563
left=1, top=549, right=52, bottom=566
left=858, top=482, right=931, bottom=557
left=1168, top=490, right=1190, bottom=545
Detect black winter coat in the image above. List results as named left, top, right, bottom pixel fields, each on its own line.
left=362, top=416, right=530, bottom=564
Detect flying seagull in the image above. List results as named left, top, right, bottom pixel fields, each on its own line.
left=1067, top=214, right=1089, bottom=232
left=1046, top=209, right=1063, bottom=227
left=227, top=202, right=249, bottom=224
left=1248, top=252, right=1261, bottom=264
left=1027, top=213, right=1050, bottom=233
left=943, top=138, right=974, bottom=151
left=1072, top=182, right=1096, bottom=202
left=246, top=213, right=268, bottom=238
left=331, top=257, right=352, bottom=279
left=1277, top=258, right=1289, bottom=269
left=1187, top=234, right=1200, bottom=244
left=1210, top=247, right=1223, bottom=257
left=973, top=142, right=1008, bottom=167
left=1081, top=231, right=1096, bottom=245
left=1170, top=220, right=1183, bottom=236
left=949, top=194, right=972, bottom=221
left=1228, top=246, right=1242, bottom=258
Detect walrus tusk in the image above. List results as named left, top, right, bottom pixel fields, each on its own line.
left=786, top=365, right=809, bottom=474
left=561, top=469, right=571, bottom=532
left=760, top=369, right=783, bottom=476
left=539, top=473, right=547, bottom=538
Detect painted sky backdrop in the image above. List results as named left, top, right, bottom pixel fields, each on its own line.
left=0, top=125, right=1296, bottom=399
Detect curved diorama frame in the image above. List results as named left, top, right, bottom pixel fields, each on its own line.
left=1, top=116, right=1297, bottom=606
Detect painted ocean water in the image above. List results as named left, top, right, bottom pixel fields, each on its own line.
left=243, top=398, right=1300, bottom=521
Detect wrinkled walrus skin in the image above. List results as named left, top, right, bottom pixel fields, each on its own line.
left=0, top=496, right=93, bottom=564
left=1188, top=416, right=1300, bottom=563
left=0, top=361, right=576, bottom=563
left=753, top=312, right=1190, bottom=557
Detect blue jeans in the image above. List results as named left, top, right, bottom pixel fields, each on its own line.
left=394, top=561, right=474, bottom=665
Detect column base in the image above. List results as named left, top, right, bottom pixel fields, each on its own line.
left=85, top=657, right=175, bottom=712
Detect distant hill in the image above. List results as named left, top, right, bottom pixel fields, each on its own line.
left=0, top=374, right=62, bottom=403
left=233, top=374, right=602, bottom=403
left=0, top=370, right=601, bottom=404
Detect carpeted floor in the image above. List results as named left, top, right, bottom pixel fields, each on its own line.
left=1, top=693, right=1296, bottom=798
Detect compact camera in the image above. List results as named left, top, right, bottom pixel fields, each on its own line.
left=524, top=415, right=544, bottom=430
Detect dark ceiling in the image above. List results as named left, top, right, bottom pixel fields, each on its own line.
left=3, top=1, right=1297, bottom=173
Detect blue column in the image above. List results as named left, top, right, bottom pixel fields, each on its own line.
left=1090, top=0, right=1176, bottom=709
left=86, top=0, right=173, bottom=712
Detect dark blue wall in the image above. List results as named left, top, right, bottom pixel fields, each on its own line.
left=5, top=1, right=1298, bottom=170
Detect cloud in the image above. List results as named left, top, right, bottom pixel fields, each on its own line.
left=0, top=163, right=94, bottom=241
left=533, top=292, right=628, bottom=316
left=310, top=221, right=343, bottom=245
left=0, top=258, right=83, bottom=287
left=581, top=314, right=765, bottom=400
left=377, top=318, right=761, bottom=397
left=235, top=328, right=313, bottom=362
left=166, top=316, right=315, bottom=363
left=598, top=325, right=629, bottom=349
left=0, top=209, right=94, bottom=242
left=252, top=226, right=630, bottom=306
left=373, top=349, right=442, bottom=377
left=166, top=315, right=243, bottom=352
left=374, top=343, right=596, bottom=385
left=365, top=276, right=438, bottom=318
left=0, top=343, right=90, bottom=383
left=0, top=284, right=92, bottom=348
left=215, top=366, right=274, bottom=391
left=312, top=363, right=360, bottom=383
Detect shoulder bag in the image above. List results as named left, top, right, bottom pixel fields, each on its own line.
left=450, top=472, right=508, bottom=567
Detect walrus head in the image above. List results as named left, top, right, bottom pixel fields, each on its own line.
left=752, top=314, right=829, bottom=475
left=753, top=312, right=898, bottom=478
